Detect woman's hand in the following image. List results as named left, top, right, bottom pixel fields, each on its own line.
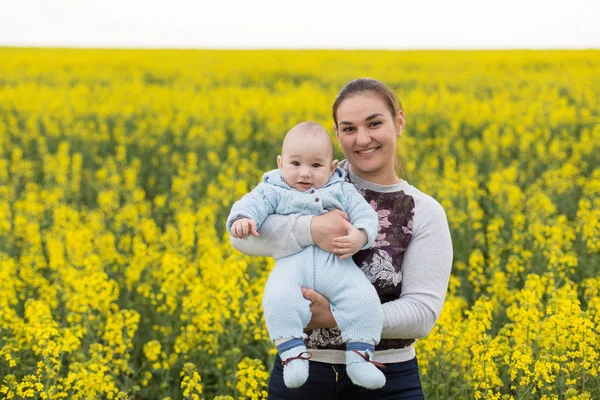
left=302, top=287, right=337, bottom=331
left=310, top=210, right=349, bottom=253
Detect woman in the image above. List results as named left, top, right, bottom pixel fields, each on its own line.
left=231, top=78, right=453, bottom=399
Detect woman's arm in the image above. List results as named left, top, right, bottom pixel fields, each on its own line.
left=229, top=214, right=313, bottom=259
left=230, top=209, right=350, bottom=259
left=380, top=197, right=453, bottom=339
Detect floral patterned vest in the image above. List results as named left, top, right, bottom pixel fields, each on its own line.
left=305, top=164, right=416, bottom=351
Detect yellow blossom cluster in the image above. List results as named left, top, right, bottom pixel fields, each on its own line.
left=0, top=48, right=598, bottom=399
left=236, top=358, right=269, bottom=400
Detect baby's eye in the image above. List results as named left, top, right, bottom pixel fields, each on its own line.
left=291, top=161, right=300, bottom=166
left=312, top=163, right=322, bottom=168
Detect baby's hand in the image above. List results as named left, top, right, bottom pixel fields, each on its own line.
left=231, top=218, right=259, bottom=239
left=331, top=220, right=368, bottom=260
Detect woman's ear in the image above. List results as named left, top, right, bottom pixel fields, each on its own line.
left=396, top=111, right=405, bottom=138
left=334, top=124, right=339, bottom=140
left=277, top=155, right=283, bottom=169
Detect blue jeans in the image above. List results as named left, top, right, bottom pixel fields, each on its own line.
left=267, top=355, right=424, bottom=399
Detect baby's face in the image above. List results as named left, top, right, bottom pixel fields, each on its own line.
left=277, top=134, right=337, bottom=192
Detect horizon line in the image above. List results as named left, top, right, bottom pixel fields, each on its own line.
left=1, top=45, right=599, bottom=51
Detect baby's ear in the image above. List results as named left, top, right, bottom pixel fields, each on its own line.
left=277, top=155, right=283, bottom=169
left=330, top=159, right=339, bottom=175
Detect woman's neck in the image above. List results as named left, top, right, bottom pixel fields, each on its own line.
left=349, top=165, right=401, bottom=186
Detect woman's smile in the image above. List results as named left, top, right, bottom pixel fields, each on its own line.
left=355, top=147, right=380, bottom=156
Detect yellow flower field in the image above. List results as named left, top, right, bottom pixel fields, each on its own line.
left=0, top=48, right=598, bottom=399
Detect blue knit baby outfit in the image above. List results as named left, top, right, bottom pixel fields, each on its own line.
left=227, top=167, right=385, bottom=389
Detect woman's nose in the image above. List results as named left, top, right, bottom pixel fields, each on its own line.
left=356, top=127, right=371, bottom=146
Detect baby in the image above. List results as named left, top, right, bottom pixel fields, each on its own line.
left=226, top=121, right=385, bottom=389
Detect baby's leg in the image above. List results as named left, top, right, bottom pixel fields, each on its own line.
left=315, top=256, right=383, bottom=344
left=262, top=255, right=313, bottom=388
left=262, top=256, right=312, bottom=341
left=315, top=255, right=385, bottom=389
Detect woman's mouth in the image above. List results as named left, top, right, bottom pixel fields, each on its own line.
left=355, top=147, right=380, bottom=157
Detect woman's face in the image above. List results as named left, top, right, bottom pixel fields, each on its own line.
left=334, top=93, right=404, bottom=184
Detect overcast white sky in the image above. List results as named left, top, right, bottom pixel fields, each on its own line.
left=1, top=0, right=599, bottom=49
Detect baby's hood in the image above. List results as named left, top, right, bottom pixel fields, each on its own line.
left=322, top=167, right=346, bottom=188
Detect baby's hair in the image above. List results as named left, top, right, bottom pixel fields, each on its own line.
left=282, top=121, right=333, bottom=159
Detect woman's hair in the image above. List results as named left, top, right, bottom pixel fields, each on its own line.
left=332, top=78, right=406, bottom=178
left=332, top=78, right=403, bottom=127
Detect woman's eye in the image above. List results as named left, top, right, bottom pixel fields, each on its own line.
left=370, top=121, right=382, bottom=128
left=342, top=127, right=355, bottom=132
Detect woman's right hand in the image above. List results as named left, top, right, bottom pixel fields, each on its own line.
left=310, top=209, right=349, bottom=253
left=302, top=287, right=337, bottom=331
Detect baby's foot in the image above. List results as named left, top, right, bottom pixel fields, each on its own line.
left=280, top=345, right=311, bottom=388
left=345, top=349, right=386, bottom=389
